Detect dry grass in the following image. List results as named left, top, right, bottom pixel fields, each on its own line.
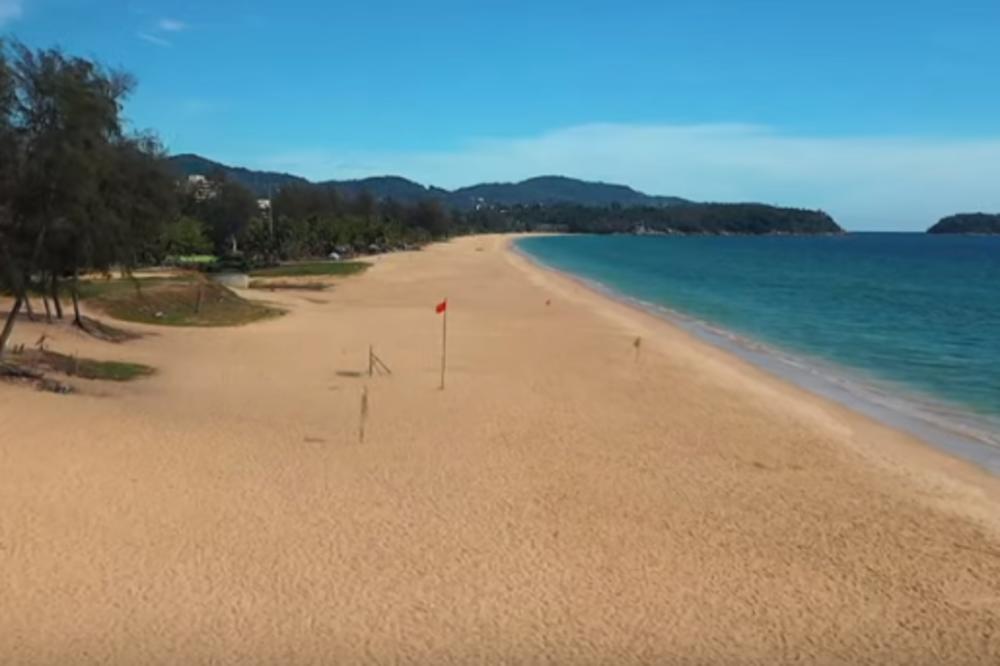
left=248, top=280, right=329, bottom=291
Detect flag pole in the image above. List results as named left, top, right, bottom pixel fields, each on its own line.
left=440, top=300, right=447, bottom=390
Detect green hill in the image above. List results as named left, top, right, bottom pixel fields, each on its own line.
left=450, top=176, right=689, bottom=209
left=928, top=213, right=1000, bottom=234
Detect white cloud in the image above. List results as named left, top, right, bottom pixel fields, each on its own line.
left=137, top=31, right=171, bottom=47
left=0, top=0, right=23, bottom=27
left=253, top=123, right=1000, bottom=231
left=158, top=18, right=186, bottom=32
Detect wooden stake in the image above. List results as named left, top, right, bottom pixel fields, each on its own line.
left=440, top=305, right=448, bottom=390
left=359, top=386, right=369, bottom=443
left=368, top=346, right=393, bottom=376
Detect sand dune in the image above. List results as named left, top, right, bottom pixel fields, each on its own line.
left=2, top=234, right=999, bottom=664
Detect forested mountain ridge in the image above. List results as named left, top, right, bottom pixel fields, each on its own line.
left=165, top=153, right=842, bottom=238
left=167, top=154, right=690, bottom=208
left=449, top=176, right=690, bottom=209
left=927, top=213, right=1000, bottom=234
left=321, top=176, right=450, bottom=203
left=169, top=154, right=309, bottom=195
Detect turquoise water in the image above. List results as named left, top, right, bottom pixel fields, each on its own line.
left=517, top=233, right=1000, bottom=456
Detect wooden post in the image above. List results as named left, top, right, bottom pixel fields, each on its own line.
left=368, top=345, right=374, bottom=377
left=359, top=386, right=369, bottom=443
left=440, top=305, right=448, bottom=390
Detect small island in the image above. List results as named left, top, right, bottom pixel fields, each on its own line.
left=927, top=213, right=1000, bottom=234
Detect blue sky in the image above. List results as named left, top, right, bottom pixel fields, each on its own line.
left=5, top=0, right=1000, bottom=230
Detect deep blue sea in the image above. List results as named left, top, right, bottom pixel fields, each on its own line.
left=517, top=233, right=1000, bottom=468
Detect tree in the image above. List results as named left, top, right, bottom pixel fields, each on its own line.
left=408, top=199, right=451, bottom=239
left=0, top=42, right=23, bottom=356
left=102, top=133, right=179, bottom=269
left=200, top=178, right=258, bottom=254
left=1, top=41, right=178, bottom=355
left=9, top=44, right=137, bottom=327
left=161, top=216, right=212, bottom=258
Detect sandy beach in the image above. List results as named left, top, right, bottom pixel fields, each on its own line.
left=2, top=233, right=999, bottom=664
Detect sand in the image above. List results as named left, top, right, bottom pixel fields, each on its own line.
left=1, top=234, right=999, bottom=665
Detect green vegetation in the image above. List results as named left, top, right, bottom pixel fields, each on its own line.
left=83, top=278, right=281, bottom=327
left=928, top=213, right=1000, bottom=234
left=250, top=261, right=370, bottom=278
left=36, top=350, right=155, bottom=381
left=173, top=254, right=218, bottom=266
left=161, top=216, right=213, bottom=257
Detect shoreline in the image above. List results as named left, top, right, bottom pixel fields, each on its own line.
left=506, top=235, right=1000, bottom=525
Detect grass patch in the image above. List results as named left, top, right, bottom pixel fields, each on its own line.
left=250, top=261, right=370, bottom=278
left=174, top=254, right=218, bottom=265
left=82, top=277, right=281, bottom=327
left=42, top=351, right=154, bottom=381
left=8, top=349, right=154, bottom=382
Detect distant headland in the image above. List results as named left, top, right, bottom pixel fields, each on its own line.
left=927, top=213, right=1000, bottom=234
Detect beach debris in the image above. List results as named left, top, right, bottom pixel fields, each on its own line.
left=0, top=361, right=72, bottom=394
left=38, top=378, right=73, bottom=394
left=0, top=361, right=43, bottom=380
left=634, top=336, right=642, bottom=362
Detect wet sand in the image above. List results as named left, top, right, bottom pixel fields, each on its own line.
left=2, top=234, right=999, bottom=664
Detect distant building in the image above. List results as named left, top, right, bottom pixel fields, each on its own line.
left=257, top=199, right=271, bottom=213
left=186, top=174, right=217, bottom=201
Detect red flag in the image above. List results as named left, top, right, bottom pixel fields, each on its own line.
left=435, top=299, right=447, bottom=314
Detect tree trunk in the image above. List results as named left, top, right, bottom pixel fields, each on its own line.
left=20, top=225, right=48, bottom=325
left=71, top=270, right=83, bottom=328
left=42, top=292, right=52, bottom=323
left=0, top=296, right=24, bottom=360
left=50, top=275, right=63, bottom=319
left=22, top=285, right=36, bottom=322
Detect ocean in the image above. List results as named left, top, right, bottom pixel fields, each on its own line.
left=516, top=233, right=1000, bottom=472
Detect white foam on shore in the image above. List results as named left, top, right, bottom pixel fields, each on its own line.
left=516, top=241, right=1000, bottom=476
